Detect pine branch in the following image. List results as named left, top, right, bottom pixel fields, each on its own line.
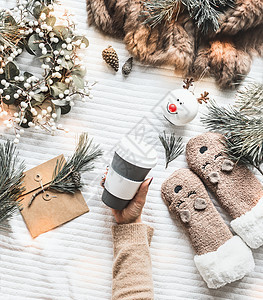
left=0, top=11, right=23, bottom=49
left=0, top=140, right=25, bottom=223
left=201, top=99, right=263, bottom=173
left=183, top=0, right=235, bottom=33
left=28, top=133, right=103, bottom=206
left=235, top=82, right=263, bottom=116
left=142, top=0, right=182, bottom=27
left=142, top=0, right=235, bottom=32
left=159, top=131, right=184, bottom=168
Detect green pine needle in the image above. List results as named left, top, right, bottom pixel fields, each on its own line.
left=0, top=11, right=22, bottom=49
left=235, top=82, right=263, bottom=116
left=159, top=131, right=184, bottom=168
left=50, top=133, right=103, bottom=193
left=142, top=0, right=235, bottom=33
left=142, top=0, right=181, bottom=28
left=0, top=140, right=25, bottom=223
left=28, top=133, right=103, bottom=207
left=201, top=85, right=263, bottom=175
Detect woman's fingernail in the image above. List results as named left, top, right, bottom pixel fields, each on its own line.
left=149, top=177, right=153, bottom=186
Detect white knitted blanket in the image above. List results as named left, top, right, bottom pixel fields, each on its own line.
left=0, top=0, right=262, bottom=299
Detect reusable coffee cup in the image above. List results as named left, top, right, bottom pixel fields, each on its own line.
left=102, top=136, right=157, bottom=210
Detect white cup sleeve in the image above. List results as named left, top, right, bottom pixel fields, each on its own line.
left=104, top=167, right=143, bottom=200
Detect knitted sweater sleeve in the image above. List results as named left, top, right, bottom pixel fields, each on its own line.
left=112, top=223, right=154, bottom=300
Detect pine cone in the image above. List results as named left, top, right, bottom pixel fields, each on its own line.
left=122, top=57, right=133, bottom=76
left=102, top=45, right=119, bottom=72
left=71, top=171, right=81, bottom=187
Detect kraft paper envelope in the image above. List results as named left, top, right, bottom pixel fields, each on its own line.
left=18, top=155, right=89, bottom=238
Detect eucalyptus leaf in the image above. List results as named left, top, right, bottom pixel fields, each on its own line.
left=27, top=33, right=42, bottom=54
left=55, top=106, right=61, bottom=120
left=5, top=62, right=19, bottom=80
left=39, top=54, right=52, bottom=59
left=24, top=39, right=36, bottom=55
left=53, top=26, right=68, bottom=39
left=51, top=99, right=68, bottom=106
left=61, top=58, right=73, bottom=70
left=61, top=104, right=71, bottom=115
left=46, top=16, right=56, bottom=27
left=0, top=74, right=5, bottom=89
left=41, top=7, right=53, bottom=16
left=71, top=66, right=86, bottom=78
left=2, top=87, right=15, bottom=105
left=50, top=82, right=67, bottom=97
left=72, top=75, right=85, bottom=89
left=33, top=5, right=43, bottom=19
left=20, top=110, right=33, bottom=128
left=24, top=72, right=34, bottom=79
left=73, top=36, right=89, bottom=48
left=32, top=93, right=46, bottom=104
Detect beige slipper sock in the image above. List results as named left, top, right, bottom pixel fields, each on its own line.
left=186, top=132, right=263, bottom=249
left=161, top=169, right=254, bottom=289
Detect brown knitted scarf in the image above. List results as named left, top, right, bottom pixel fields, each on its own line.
left=87, top=0, right=263, bottom=88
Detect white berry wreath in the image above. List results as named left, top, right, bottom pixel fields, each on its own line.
left=0, top=0, right=93, bottom=143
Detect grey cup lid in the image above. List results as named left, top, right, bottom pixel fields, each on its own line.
left=115, top=135, right=157, bottom=169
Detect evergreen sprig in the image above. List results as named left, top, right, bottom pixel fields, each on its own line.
left=202, top=88, right=263, bottom=175
left=0, top=140, right=25, bottom=223
left=235, top=82, right=263, bottom=116
left=28, top=133, right=103, bottom=206
left=142, top=0, right=182, bottom=28
left=0, top=11, right=22, bottom=49
left=142, top=0, right=235, bottom=32
left=159, top=131, right=184, bottom=168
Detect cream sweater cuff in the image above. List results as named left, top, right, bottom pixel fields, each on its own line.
left=112, top=223, right=154, bottom=249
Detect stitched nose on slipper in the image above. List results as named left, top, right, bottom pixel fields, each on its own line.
left=221, top=159, right=234, bottom=172
left=208, top=172, right=220, bottom=184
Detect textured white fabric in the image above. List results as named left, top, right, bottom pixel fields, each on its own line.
left=194, top=236, right=255, bottom=289
left=0, top=0, right=262, bottom=299
left=231, top=197, right=263, bottom=249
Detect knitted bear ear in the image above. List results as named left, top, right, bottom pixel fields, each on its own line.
left=179, top=209, right=191, bottom=223
left=221, top=159, right=234, bottom=172
left=208, top=171, right=220, bottom=184
left=194, top=198, right=207, bottom=210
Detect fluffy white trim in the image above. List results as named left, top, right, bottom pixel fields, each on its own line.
left=194, top=236, right=254, bottom=289
left=231, top=197, right=263, bottom=249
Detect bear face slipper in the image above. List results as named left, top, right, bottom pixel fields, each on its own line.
left=161, top=168, right=254, bottom=289
left=186, top=132, right=263, bottom=249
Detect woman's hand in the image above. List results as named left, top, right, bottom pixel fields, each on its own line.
left=100, top=167, right=153, bottom=224
left=111, top=178, right=153, bottom=224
